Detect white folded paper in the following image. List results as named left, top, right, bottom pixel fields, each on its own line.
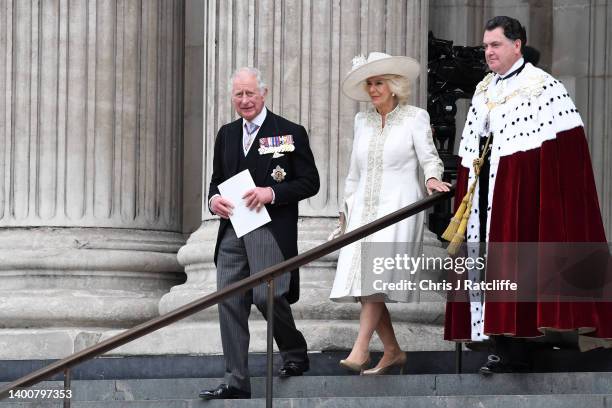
left=218, top=170, right=271, bottom=238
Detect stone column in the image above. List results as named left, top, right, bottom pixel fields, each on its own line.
left=153, top=0, right=452, bottom=356
left=0, top=0, right=185, bottom=359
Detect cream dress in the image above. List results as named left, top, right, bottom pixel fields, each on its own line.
left=330, top=104, right=443, bottom=302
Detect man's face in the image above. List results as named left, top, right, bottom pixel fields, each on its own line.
left=231, top=71, right=267, bottom=121
left=483, top=27, right=522, bottom=74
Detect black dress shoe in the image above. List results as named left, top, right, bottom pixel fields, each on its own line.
left=278, top=361, right=309, bottom=378
left=198, top=384, right=251, bottom=400
left=479, top=354, right=529, bottom=376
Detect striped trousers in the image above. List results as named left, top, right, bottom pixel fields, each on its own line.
left=216, top=225, right=308, bottom=392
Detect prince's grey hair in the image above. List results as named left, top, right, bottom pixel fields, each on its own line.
left=230, top=67, right=267, bottom=95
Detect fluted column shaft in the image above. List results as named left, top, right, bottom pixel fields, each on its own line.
left=0, top=0, right=183, bottom=229
left=0, top=0, right=185, bottom=359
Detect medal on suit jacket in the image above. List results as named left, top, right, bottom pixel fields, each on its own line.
left=271, top=165, right=287, bottom=182
left=258, top=135, right=295, bottom=158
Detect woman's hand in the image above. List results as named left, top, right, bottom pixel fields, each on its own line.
left=426, top=178, right=452, bottom=195
left=328, top=212, right=347, bottom=241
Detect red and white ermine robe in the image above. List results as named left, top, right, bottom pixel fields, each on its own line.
left=444, top=60, right=610, bottom=346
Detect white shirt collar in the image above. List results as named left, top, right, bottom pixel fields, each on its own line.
left=497, top=57, right=525, bottom=79
left=243, top=106, right=267, bottom=129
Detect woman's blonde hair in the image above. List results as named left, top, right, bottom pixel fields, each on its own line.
left=363, top=74, right=412, bottom=105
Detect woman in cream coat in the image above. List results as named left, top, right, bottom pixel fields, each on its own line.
left=330, top=52, right=450, bottom=374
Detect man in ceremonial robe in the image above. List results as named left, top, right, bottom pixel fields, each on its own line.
left=444, top=16, right=610, bottom=373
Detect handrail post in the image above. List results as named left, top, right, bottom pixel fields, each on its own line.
left=266, top=278, right=275, bottom=408
left=63, top=368, right=71, bottom=408
left=455, top=342, right=462, bottom=374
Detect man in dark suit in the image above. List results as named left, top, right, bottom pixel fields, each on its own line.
left=199, top=67, right=320, bottom=400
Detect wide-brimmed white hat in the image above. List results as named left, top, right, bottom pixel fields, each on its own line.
left=342, top=52, right=420, bottom=102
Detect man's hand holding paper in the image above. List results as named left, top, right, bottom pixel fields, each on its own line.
left=243, top=187, right=274, bottom=212
left=217, top=170, right=272, bottom=237
left=210, top=196, right=234, bottom=219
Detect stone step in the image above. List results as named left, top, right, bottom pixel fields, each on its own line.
left=3, top=348, right=612, bottom=382
left=1, top=394, right=612, bottom=408
left=2, top=372, right=612, bottom=403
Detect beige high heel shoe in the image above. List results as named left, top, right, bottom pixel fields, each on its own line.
left=339, top=355, right=371, bottom=373
left=362, top=351, right=407, bottom=375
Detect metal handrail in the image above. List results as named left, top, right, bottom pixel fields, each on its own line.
left=0, top=188, right=454, bottom=402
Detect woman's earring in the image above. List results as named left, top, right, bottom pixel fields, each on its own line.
left=392, top=93, right=396, bottom=97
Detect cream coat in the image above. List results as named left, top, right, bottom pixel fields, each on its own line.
left=330, top=104, right=443, bottom=302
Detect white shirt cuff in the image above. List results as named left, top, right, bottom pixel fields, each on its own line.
left=268, top=187, right=275, bottom=204
left=209, top=194, right=220, bottom=213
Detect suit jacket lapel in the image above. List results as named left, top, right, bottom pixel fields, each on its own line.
left=227, top=119, right=243, bottom=176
